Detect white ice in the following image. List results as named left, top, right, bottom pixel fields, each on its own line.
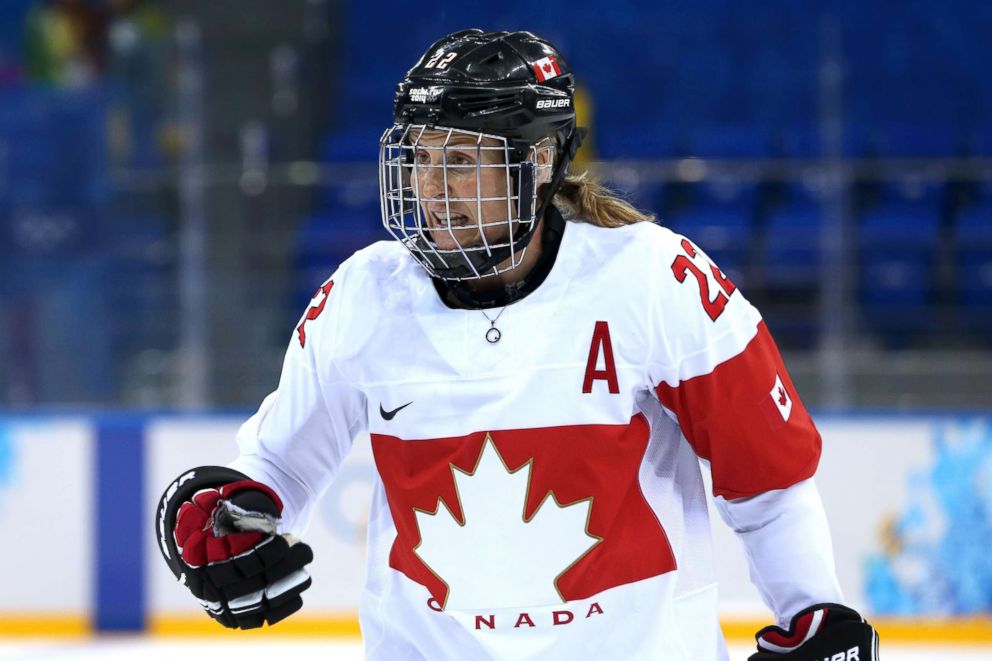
left=1, top=639, right=991, bottom=661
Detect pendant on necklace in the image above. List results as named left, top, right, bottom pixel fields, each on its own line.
left=481, top=307, right=506, bottom=344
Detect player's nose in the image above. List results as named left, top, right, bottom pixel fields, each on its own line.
left=416, top=160, right=448, bottom=200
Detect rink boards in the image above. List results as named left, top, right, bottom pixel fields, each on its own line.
left=0, top=411, right=990, bottom=643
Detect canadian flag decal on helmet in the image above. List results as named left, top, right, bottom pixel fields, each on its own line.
left=532, top=55, right=562, bottom=82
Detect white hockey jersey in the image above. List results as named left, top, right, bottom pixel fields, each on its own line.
left=229, top=218, right=840, bottom=660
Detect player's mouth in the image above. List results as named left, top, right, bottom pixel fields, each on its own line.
left=428, top=206, right=473, bottom=229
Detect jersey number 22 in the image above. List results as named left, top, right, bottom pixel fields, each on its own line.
left=671, top=238, right=737, bottom=322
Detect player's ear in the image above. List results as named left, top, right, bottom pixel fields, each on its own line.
left=534, top=139, right=555, bottom=187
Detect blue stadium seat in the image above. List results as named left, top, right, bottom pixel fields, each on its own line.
left=694, top=179, right=759, bottom=210
left=972, top=127, right=992, bottom=156
left=684, top=123, right=771, bottom=159
left=872, top=178, right=946, bottom=214
left=105, top=216, right=175, bottom=350
left=594, top=123, right=675, bottom=160
left=0, top=87, right=107, bottom=209
left=770, top=124, right=819, bottom=158
left=0, top=2, right=33, bottom=66
left=861, top=123, right=959, bottom=158
left=957, top=256, right=992, bottom=307
left=858, top=254, right=937, bottom=341
left=861, top=257, right=933, bottom=307
left=858, top=200, right=941, bottom=253
left=857, top=201, right=942, bottom=337
left=318, top=178, right=381, bottom=225
left=954, top=201, right=992, bottom=251
left=953, top=202, right=992, bottom=331
left=762, top=196, right=823, bottom=289
left=320, top=127, right=383, bottom=163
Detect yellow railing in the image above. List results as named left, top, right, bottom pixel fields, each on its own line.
left=3, top=613, right=992, bottom=645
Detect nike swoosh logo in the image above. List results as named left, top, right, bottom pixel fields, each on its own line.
left=380, top=401, right=413, bottom=421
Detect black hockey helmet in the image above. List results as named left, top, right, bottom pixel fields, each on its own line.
left=380, top=29, right=586, bottom=281
left=395, top=29, right=579, bottom=161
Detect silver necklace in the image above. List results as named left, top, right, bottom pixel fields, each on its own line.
left=480, top=307, right=507, bottom=343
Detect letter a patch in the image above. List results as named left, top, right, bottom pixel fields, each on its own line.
left=582, top=321, right=619, bottom=394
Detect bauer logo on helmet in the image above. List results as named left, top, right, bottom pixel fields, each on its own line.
left=536, top=98, right=571, bottom=110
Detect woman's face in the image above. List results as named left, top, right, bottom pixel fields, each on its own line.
left=410, top=130, right=516, bottom=253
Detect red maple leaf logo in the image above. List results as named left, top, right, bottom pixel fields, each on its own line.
left=543, top=63, right=553, bottom=74
left=777, top=386, right=788, bottom=406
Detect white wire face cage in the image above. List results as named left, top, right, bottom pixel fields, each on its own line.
left=379, top=124, right=553, bottom=281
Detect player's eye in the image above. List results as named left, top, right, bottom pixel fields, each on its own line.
left=414, top=150, right=432, bottom=165
left=447, top=153, right=474, bottom=166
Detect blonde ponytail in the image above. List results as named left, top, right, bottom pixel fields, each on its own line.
left=552, top=171, right=655, bottom=227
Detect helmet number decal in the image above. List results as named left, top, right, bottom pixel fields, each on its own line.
left=670, top=238, right=737, bottom=321
left=424, top=51, right=457, bottom=70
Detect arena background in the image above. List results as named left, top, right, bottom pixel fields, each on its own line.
left=0, top=1, right=991, bottom=659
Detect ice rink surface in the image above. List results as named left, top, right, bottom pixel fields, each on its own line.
left=2, top=638, right=991, bottom=660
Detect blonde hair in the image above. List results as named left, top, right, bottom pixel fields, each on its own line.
left=552, top=171, right=655, bottom=227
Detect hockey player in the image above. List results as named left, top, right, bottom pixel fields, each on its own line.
left=156, top=29, right=879, bottom=660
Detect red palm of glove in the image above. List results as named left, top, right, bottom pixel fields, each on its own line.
left=173, top=480, right=283, bottom=568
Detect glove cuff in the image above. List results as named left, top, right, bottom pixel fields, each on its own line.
left=157, top=466, right=255, bottom=580
left=219, top=480, right=284, bottom=513
left=754, top=603, right=877, bottom=659
left=756, top=604, right=831, bottom=653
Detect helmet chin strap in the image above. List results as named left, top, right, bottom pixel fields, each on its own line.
left=434, top=204, right=568, bottom=310
left=535, top=127, right=587, bottom=225
left=421, top=127, right=586, bottom=281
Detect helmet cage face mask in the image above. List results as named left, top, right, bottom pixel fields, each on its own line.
left=379, top=123, right=553, bottom=281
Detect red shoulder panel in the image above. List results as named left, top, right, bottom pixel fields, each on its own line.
left=655, top=321, right=821, bottom=499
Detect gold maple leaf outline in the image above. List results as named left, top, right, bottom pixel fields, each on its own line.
left=411, top=432, right=604, bottom=610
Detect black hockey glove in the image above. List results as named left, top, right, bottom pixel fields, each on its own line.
left=156, top=466, right=314, bottom=629
left=749, top=603, right=879, bottom=661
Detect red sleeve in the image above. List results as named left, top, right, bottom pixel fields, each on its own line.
left=655, top=321, right=821, bottom=499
